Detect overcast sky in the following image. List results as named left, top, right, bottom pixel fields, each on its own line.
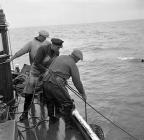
left=1, top=0, right=144, bottom=28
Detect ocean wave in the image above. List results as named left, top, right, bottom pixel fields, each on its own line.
left=85, top=45, right=130, bottom=52
left=118, top=57, right=134, bottom=60
left=117, top=57, right=142, bottom=62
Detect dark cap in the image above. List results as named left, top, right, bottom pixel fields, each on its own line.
left=51, top=38, right=64, bottom=46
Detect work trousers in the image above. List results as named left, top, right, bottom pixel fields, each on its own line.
left=43, top=81, right=74, bottom=122
left=22, top=64, right=42, bottom=114
left=23, top=94, right=33, bottom=114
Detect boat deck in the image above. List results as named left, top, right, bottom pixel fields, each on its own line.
left=8, top=68, right=100, bottom=140
left=15, top=97, right=86, bottom=140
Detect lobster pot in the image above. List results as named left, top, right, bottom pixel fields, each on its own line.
left=0, top=9, right=13, bottom=102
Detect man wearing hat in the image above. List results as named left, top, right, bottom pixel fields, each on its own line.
left=43, top=49, right=86, bottom=128
left=33, top=38, right=64, bottom=73
left=8, top=30, right=50, bottom=121
left=19, top=37, right=64, bottom=121
left=9, top=30, right=50, bottom=64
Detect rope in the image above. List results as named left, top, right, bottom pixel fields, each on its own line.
left=7, top=30, right=14, bottom=70
left=0, top=73, right=50, bottom=139
left=0, top=67, right=138, bottom=140
left=84, top=100, right=87, bottom=122
left=66, top=84, right=139, bottom=140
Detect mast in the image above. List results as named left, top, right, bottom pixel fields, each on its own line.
left=0, top=9, right=13, bottom=103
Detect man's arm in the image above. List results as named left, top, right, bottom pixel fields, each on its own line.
left=71, top=64, right=87, bottom=100
left=10, top=42, right=31, bottom=61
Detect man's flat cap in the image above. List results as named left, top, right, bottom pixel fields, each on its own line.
left=39, top=30, right=49, bottom=38
left=71, top=49, right=83, bottom=60
left=51, top=38, right=64, bottom=46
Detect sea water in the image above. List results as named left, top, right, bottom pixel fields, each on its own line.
left=9, top=19, right=144, bottom=140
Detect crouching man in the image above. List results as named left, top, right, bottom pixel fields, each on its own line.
left=43, top=49, right=87, bottom=129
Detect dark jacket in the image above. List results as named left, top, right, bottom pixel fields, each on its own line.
left=33, top=44, right=59, bottom=73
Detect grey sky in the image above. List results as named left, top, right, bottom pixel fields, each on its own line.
left=1, top=0, right=144, bottom=27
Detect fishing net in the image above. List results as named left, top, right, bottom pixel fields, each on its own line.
left=13, top=73, right=44, bottom=98
left=90, top=124, right=105, bottom=140
left=0, top=102, right=9, bottom=123
left=13, top=73, right=28, bottom=97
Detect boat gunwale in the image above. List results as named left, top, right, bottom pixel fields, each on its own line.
left=72, top=109, right=100, bottom=140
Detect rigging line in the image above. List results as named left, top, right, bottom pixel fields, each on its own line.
left=7, top=30, right=14, bottom=70
left=67, top=84, right=88, bottom=122
left=85, top=99, right=87, bottom=122
left=66, top=84, right=138, bottom=140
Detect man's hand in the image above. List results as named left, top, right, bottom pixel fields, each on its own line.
left=5, top=59, right=11, bottom=63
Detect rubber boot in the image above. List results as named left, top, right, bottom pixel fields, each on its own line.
left=19, top=94, right=33, bottom=122
left=62, top=101, right=75, bottom=129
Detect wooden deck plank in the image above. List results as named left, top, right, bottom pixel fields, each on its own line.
left=0, top=120, right=17, bottom=140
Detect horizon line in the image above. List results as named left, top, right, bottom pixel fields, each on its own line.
left=9, top=18, right=144, bottom=29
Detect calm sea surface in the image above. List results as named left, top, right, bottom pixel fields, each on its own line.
left=9, top=19, right=144, bottom=140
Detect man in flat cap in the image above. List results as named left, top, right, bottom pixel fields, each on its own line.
left=7, top=30, right=49, bottom=121
left=19, top=37, right=64, bottom=121
left=43, top=49, right=86, bottom=128
left=9, top=30, right=50, bottom=64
